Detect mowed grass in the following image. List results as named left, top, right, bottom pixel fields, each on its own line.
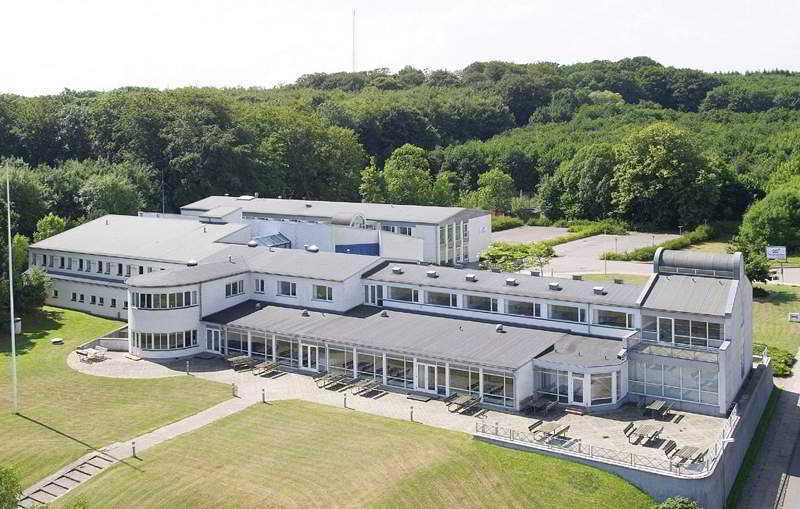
left=581, top=273, right=650, bottom=285
left=753, top=284, right=800, bottom=353
left=0, top=306, right=230, bottom=486
left=54, top=400, right=654, bottom=509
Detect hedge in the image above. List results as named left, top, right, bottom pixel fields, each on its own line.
left=600, top=224, right=715, bottom=261
left=491, top=215, right=524, bottom=232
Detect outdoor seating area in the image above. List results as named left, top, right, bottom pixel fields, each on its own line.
left=75, top=346, right=109, bottom=363
left=445, top=393, right=481, bottom=414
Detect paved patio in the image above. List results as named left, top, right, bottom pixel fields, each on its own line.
left=69, top=352, right=727, bottom=465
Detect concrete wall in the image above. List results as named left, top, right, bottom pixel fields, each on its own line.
left=476, top=363, right=773, bottom=509
left=46, top=278, right=129, bottom=320
left=379, top=231, right=423, bottom=262
left=467, top=214, right=491, bottom=261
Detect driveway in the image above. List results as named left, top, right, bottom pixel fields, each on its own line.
left=490, top=226, right=569, bottom=244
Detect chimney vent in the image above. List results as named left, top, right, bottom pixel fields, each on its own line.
left=505, top=277, right=518, bottom=286
left=593, top=286, right=606, bottom=295
left=548, top=281, right=561, bottom=291
left=426, top=270, right=438, bottom=278
left=306, top=244, right=319, bottom=253
left=613, top=278, right=624, bottom=284
left=247, top=240, right=258, bottom=248
left=391, top=266, right=404, bottom=274
left=380, top=310, right=389, bottom=317
left=305, top=202, right=312, bottom=208
left=465, top=273, right=478, bottom=282
left=572, top=274, right=583, bottom=281
left=301, top=309, right=310, bottom=317
left=186, top=259, right=198, bottom=267
left=495, top=324, right=504, bottom=333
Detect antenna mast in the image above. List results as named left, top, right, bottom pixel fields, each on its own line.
left=352, top=8, right=356, bottom=72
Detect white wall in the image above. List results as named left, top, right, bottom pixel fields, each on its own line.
left=379, top=231, right=423, bottom=261
left=468, top=214, right=492, bottom=262
left=47, top=278, right=129, bottom=320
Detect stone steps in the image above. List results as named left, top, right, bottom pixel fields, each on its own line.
left=18, top=454, right=116, bottom=508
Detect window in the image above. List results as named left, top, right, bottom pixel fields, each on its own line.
left=397, top=226, right=411, bottom=236
left=534, top=303, right=542, bottom=317
left=594, top=309, right=632, bottom=328
left=53, top=289, right=59, bottom=298
left=59, top=257, right=65, bottom=269
left=138, top=266, right=144, bottom=275
left=71, top=292, right=77, bottom=302
left=111, top=298, right=116, bottom=308
left=628, top=360, right=718, bottom=407
left=105, top=263, right=110, bottom=274
left=507, top=300, right=534, bottom=316
left=125, top=265, right=131, bottom=277
left=134, top=329, right=199, bottom=351
left=277, top=281, right=296, bottom=297
left=386, top=356, right=414, bottom=388
left=90, top=295, right=96, bottom=305
left=591, top=373, right=613, bottom=405
left=535, top=368, right=569, bottom=403
left=225, top=280, right=245, bottom=298
left=254, top=278, right=265, bottom=294
left=482, top=371, right=514, bottom=408
left=312, top=285, right=333, bottom=301
left=549, top=304, right=581, bottom=322
left=84, top=260, right=91, bottom=272
left=97, top=261, right=103, bottom=273
left=67, top=258, right=73, bottom=270
left=123, top=300, right=128, bottom=309
left=388, top=286, right=418, bottom=302
left=425, top=291, right=457, bottom=307
left=79, top=294, right=85, bottom=303
left=117, top=263, right=123, bottom=276
left=381, top=225, right=393, bottom=232
left=650, top=317, right=723, bottom=348
left=465, top=295, right=498, bottom=312
left=98, top=297, right=104, bottom=307
left=78, top=259, right=84, bottom=271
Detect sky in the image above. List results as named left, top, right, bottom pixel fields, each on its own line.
left=2, top=0, right=799, bottom=96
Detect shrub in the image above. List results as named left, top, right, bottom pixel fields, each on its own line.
left=602, top=224, right=715, bottom=261
left=0, top=466, right=21, bottom=509
left=491, top=215, right=524, bottom=232
left=754, top=342, right=796, bottom=377
left=655, top=496, right=701, bottom=509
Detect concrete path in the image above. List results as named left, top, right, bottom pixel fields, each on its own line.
left=737, top=350, right=800, bottom=509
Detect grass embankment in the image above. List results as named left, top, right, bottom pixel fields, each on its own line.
left=54, top=400, right=654, bottom=509
left=752, top=284, right=800, bottom=376
left=0, top=306, right=230, bottom=486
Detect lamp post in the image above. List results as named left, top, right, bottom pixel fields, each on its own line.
left=7, top=170, right=18, bottom=414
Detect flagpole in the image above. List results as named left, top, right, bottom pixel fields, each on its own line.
left=7, top=170, right=18, bottom=414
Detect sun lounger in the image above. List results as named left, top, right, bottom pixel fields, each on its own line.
left=528, top=420, right=543, bottom=432
left=252, top=360, right=279, bottom=376
left=663, top=440, right=678, bottom=457
left=622, top=422, right=636, bottom=437
left=352, top=379, right=382, bottom=394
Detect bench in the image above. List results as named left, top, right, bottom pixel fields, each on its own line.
left=528, top=419, right=543, bottom=432
left=564, top=406, right=585, bottom=416
left=519, top=395, right=539, bottom=415
left=663, top=440, right=678, bottom=457
left=622, top=422, right=636, bottom=437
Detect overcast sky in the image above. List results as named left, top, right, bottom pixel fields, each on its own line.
left=3, top=0, right=799, bottom=96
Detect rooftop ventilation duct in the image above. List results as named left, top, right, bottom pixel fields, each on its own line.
left=237, top=195, right=254, bottom=201
left=306, top=244, right=319, bottom=253
left=505, top=277, right=518, bottom=286
left=255, top=302, right=262, bottom=310
left=495, top=324, right=505, bottom=333
left=530, top=271, right=541, bottom=277
left=548, top=281, right=561, bottom=291
left=613, top=278, right=624, bottom=284
left=186, top=259, right=198, bottom=267
left=593, top=286, right=606, bottom=295
left=305, top=203, right=312, bottom=208
left=572, top=274, right=583, bottom=281
left=301, top=309, right=310, bottom=317
left=247, top=240, right=258, bottom=248
left=426, top=270, right=438, bottom=278
left=617, top=348, right=627, bottom=360
left=465, top=273, right=478, bottom=282
left=380, top=310, right=389, bottom=317
left=391, top=266, right=404, bottom=274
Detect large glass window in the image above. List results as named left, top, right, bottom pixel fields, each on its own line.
left=356, top=351, right=383, bottom=379
left=506, top=300, right=534, bottom=316
left=591, top=373, right=613, bottom=405
left=134, top=329, right=198, bottom=351
left=328, top=347, right=354, bottom=375
left=275, top=337, right=298, bottom=366
left=465, top=295, right=498, bottom=312
left=535, top=368, right=569, bottom=403
left=594, top=309, right=631, bottom=328
left=482, top=372, right=514, bottom=408
left=131, top=290, right=197, bottom=309
left=226, top=330, right=246, bottom=353
left=251, top=332, right=269, bottom=357
left=449, top=365, right=480, bottom=396
left=426, top=291, right=457, bottom=307
left=225, top=280, right=245, bottom=298
left=549, top=304, right=581, bottom=322
left=313, top=285, right=333, bottom=301
left=278, top=281, right=296, bottom=297
left=572, top=373, right=584, bottom=403
left=388, top=286, right=418, bottom=302
left=386, top=356, right=413, bottom=388
left=628, top=360, right=718, bottom=407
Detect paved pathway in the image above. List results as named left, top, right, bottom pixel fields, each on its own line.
left=737, top=350, right=800, bottom=509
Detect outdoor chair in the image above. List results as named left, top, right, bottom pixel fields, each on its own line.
left=663, top=401, right=675, bottom=418
left=94, top=346, right=108, bottom=360
left=622, top=422, right=635, bottom=437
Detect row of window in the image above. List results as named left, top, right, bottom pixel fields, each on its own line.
left=225, top=279, right=246, bottom=298
left=642, top=316, right=724, bottom=348
left=536, top=368, right=620, bottom=406
left=132, top=330, right=199, bottom=351
left=381, top=225, right=412, bottom=236
left=247, top=278, right=333, bottom=301
left=383, top=285, right=633, bottom=328
left=66, top=291, right=126, bottom=308
left=438, top=222, right=470, bottom=264
left=132, top=291, right=198, bottom=310
left=628, top=360, right=718, bottom=406
left=37, top=253, right=162, bottom=278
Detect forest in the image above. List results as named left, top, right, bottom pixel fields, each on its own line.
left=1, top=56, right=800, bottom=287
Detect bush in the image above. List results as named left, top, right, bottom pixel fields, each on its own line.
left=655, top=496, right=701, bottom=509
left=754, top=342, right=796, bottom=377
left=602, top=224, right=715, bottom=261
left=0, top=466, right=21, bottom=509
left=491, top=215, right=524, bottom=232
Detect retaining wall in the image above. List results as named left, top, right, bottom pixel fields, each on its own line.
left=476, top=363, right=773, bottom=509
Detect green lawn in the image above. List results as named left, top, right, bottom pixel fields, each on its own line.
left=753, top=284, right=800, bottom=354
left=54, top=400, right=654, bottom=509
left=581, top=273, right=650, bottom=285
left=686, top=241, right=731, bottom=254
left=0, top=306, right=230, bottom=486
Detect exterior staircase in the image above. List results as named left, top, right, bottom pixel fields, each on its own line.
left=18, top=453, right=116, bottom=507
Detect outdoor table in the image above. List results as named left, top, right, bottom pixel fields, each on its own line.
left=673, top=445, right=700, bottom=463
left=536, top=422, right=568, bottom=440
left=645, top=399, right=666, bottom=415
left=633, top=424, right=663, bottom=443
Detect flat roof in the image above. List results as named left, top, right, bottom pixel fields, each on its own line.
left=535, top=335, right=625, bottom=368
left=203, top=301, right=575, bottom=370
left=181, top=196, right=489, bottom=225
left=641, top=274, right=736, bottom=317
left=200, top=206, right=241, bottom=218
left=30, top=215, right=247, bottom=264
left=127, top=245, right=381, bottom=287
left=365, top=263, right=643, bottom=307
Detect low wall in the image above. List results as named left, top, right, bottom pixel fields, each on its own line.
left=476, top=363, right=773, bottom=509
left=98, top=338, right=129, bottom=351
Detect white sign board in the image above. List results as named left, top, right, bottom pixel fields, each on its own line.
left=766, top=246, right=787, bottom=260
